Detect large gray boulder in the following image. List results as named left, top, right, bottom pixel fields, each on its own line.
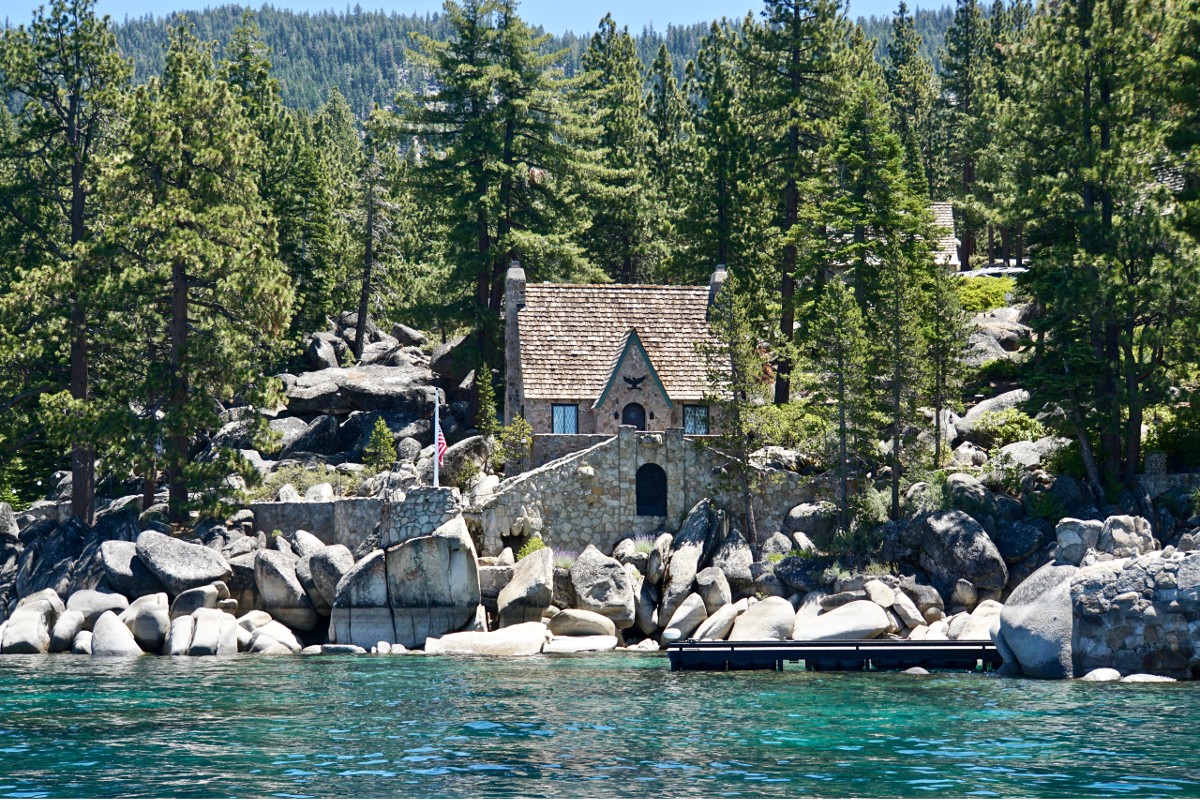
left=329, top=551, right=393, bottom=649
left=794, top=600, right=890, bottom=641
left=497, top=547, right=553, bottom=627
left=49, top=609, right=85, bottom=652
left=785, top=502, right=838, bottom=547
left=659, top=500, right=719, bottom=624
left=255, top=550, right=320, bottom=632
left=661, top=593, right=708, bottom=642
left=119, top=593, right=170, bottom=653
left=306, top=545, right=355, bottom=610
left=645, top=532, right=673, bottom=587
left=635, top=578, right=660, bottom=636
left=946, top=473, right=997, bottom=527
left=996, top=562, right=1076, bottom=679
left=100, top=540, right=168, bottom=599
left=547, top=609, right=616, bottom=637
left=1, top=589, right=62, bottom=653
left=66, top=589, right=129, bottom=628
left=280, top=415, right=340, bottom=458
left=90, top=610, right=145, bottom=657
left=728, top=596, right=795, bottom=641
left=912, top=511, right=1008, bottom=599
left=135, top=530, right=232, bottom=596
left=994, top=521, right=1046, bottom=565
left=1098, top=515, right=1157, bottom=558
left=188, top=608, right=238, bottom=656
left=386, top=515, right=481, bottom=649
left=570, top=545, right=635, bottom=629
left=693, top=600, right=747, bottom=641
left=694, top=567, right=731, bottom=616
left=955, top=389, right=1030, bottom=440
left=283, top=365, right=435, bottom=417
left=710, top=527, right=754, bottom=594
left=169, top=585, right=219, bottom=619
left=1055, top=518, right=1103, bottom=566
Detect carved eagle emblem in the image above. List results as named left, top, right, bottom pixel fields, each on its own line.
left=623, top=375, right=646, bottom=390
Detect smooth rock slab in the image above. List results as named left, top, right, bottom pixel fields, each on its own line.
left=661, top=593, right=708, bottom=642
left=1120, top=673, right=1176, bottom=683
left=135, top=530, right=232, bottom=595
left=694, top=599, right=748, bottom=641
left=328, top=550, right=394, bottom=649
left=695, top=567, right=731, bottom=616
left=1079, top=668, right=1122, bottom=682
left=2, top=589, right=62, bottom=654
left=66, top=590, right=130, bottom=628
left=49, top=609, right=85, bottom=653
left=424, top=622, right=548, bottom=656
left=548, top=609, right=616, bottom=638
left=997, top=562, right=1076, bottom=679
left=119, top=594, right=170, bottom=654
left=571, top=545, right=636, bottom=630
left=793, top=600, right=889, bottom=641
left=543, top=635, right=618, bottom=654
left=255, top=550, right=320, bottom=632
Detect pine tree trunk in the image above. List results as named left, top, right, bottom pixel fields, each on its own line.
left=353, top=169, right=374, bottom=360
left=168, top=258, right=190, bottom=523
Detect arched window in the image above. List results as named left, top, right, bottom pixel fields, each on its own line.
left=622, top=402, right=647, bottom=431
left=636, top=463, right=667, bottom=517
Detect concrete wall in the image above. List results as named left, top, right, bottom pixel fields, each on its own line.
left=252, top=498, right=384, bottom=554
left=472, top=426, right=817, bottom=556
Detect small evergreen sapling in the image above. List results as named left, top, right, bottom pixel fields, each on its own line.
left=364, top=417, right=397, bottom=472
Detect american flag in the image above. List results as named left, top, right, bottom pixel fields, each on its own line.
left=436, top=423, right=448, bottom=465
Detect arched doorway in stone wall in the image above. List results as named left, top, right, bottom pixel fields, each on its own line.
left=622, top=402, right=647, bottom=430
left=636, top=463, right=667, bottom=517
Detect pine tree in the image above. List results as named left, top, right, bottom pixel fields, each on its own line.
left=825, top=77, right=935, bottom=519
left=364, top=417, right=398, bottom=472
left=925, top=260, right=969, bottom=467
left=939, top=0, right=993, bottom=268
left=0, top=0, right=130, bottom=523
left=808, top=278, right=871, bottom=533
left=742, top=0, right=847, bottom=404
left=576, top=15, right=662, bottom=283
left=885, top=1, right=939, bottom=195
left=95, top=22, right=293, bottom=520
left=999, top=0, right=1192, bottom=491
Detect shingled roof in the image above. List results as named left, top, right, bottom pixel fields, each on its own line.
left=931, top=202, right=960, bottom=268
left=517, top=283, right=715, bottom=401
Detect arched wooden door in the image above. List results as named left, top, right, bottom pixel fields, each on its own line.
left=622, top=402, right=647, bottom=431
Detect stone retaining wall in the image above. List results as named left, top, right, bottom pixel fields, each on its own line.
left=252, top=498, right=383, bottom=554
left=472, top=426, right=816, bottom=556
left=1141, top=472, right=1200, bottom=500
left=381, top=487, right=463, bottom=548
left=531, top=434, right=612, bottom=468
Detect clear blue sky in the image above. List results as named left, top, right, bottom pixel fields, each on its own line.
left=1, top=0, right=925, bottom=31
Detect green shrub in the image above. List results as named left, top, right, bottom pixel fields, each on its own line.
left=517, top=535, right=546, bottom=561
left=363, top=417, right=397, bottom=473
left=1042, top=439, right=1086, bottom=479
left=1145, top=406, right=1200, bottom=471
left=475, top=363, right=499, bottom=437
left=970, top=358, right=1023, bottom=384
left=972, top=408, right=1046, bottom=449
left=958, top=276, right=1016, bottom=313
left=766, top=552, right=785, bottom=564
left=553, top=551, right=577, bottom=570
left=491, top=415, right=533, bottom=472
left=632, top=534, right=657, bottom=554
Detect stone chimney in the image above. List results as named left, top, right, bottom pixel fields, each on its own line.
left=707, top=264, right=728, bottom=320
left=503, top=261, right=526, bottom=424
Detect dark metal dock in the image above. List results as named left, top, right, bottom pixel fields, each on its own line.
left=667, top=639, right=1002, bottom=672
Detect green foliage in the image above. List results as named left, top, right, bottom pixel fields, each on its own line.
left=1042, top=439, right=1086, bottom=480
left=632, top=534, right=657, bottom=554
left=1025, top=489, right=1064, bottom=521
left=553, top=552, right=577, bottom=570
left=848, top=485, right=890, bottom=537
left=475, top=363, right=499, bottom=437
left=972, top=408, right=1045, bottom=449
left=958, top=276, right=1016, bottom=313
left=983, top=450, right=1022, bottom=495
left=363, top=417, right=397, bottom=473
left=968, top=358, right=1023, bottom=385
left=246, top=464, right=359, bottom=502
left=517, top=535, right=546, bottom=561
left=492, top=416, right=533, bottom=473
left=1145, top=405, right=1200, bottom=471
left=766, top=552, right=785, bottom=564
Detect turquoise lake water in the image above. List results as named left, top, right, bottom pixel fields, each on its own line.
left=0, top=653, right=1197, bottom=798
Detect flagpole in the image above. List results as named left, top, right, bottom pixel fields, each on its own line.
left=433, top=392, right=440, bottom=488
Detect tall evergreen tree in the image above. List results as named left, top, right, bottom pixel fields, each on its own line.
left=1001, top=0, right=1193, bottom=492
left=576, top=15, right=661, bottom=282
left=885, top=1, right=939, bottom=195
left=96, top=23, right=293, bottom=520
left=742, top=0, right=846, bottom=404
left=0, top=0, right=130, bottom=522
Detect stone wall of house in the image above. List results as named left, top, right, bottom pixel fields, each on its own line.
left=381, top=487, right=463, bottom=548
left=592, top=340, right=675, bottom=435
left=470, top=426, right=817, bottom=556
left=253, top=498, right=384, bottom=554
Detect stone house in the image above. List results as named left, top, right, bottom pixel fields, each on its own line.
left=503, top=263, right=726, bottom=449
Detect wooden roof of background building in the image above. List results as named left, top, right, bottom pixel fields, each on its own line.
left=931, top=201, right=960, bottom=268
left=517, top=283, right=716, bottom=401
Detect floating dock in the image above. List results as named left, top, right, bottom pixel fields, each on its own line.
left=666, top=638, right=1002, bottom=672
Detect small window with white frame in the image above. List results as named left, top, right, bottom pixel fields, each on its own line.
left=683, top=405, right=709, bottom=435
left=551, top=404, right=579, bottom=434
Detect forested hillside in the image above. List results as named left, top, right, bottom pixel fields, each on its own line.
left=1, top=0, right=1197, bottom=534
left=107, top=3, right=952, bottom=116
